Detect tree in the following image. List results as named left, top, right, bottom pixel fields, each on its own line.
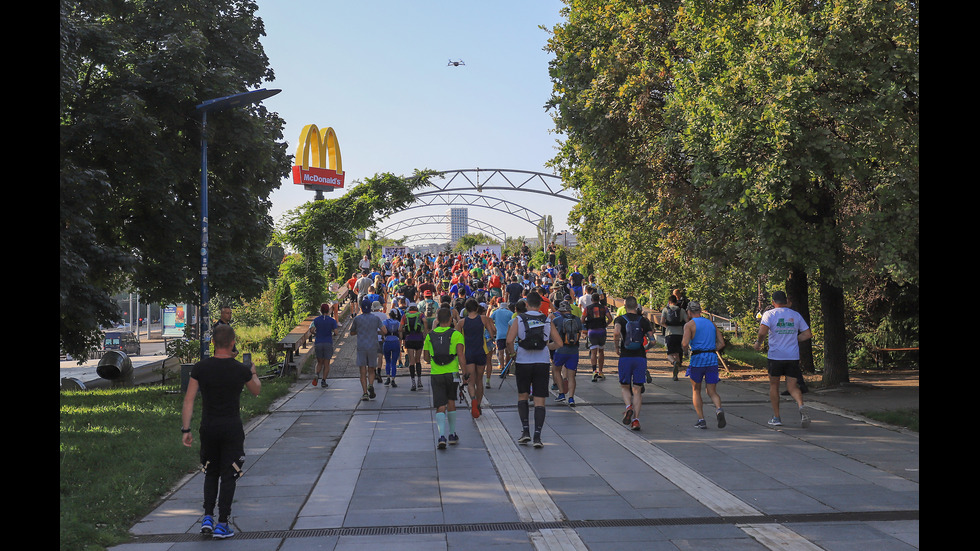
left=544, top=0, right=690, bottom=297
left=669, top=0, right=918, bottom=385
left=60, top=0, right=289, bottom=360
left=278, top=170, right=437, bottom=313
left=536, top=215, right=554, bottom=252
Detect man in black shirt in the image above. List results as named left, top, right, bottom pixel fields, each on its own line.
left=181, top=324, right=261, bottom=539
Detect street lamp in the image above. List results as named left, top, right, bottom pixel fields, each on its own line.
left=195, top=88, right=281, bottom=359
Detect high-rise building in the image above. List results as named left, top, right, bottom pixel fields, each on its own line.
left=447, top=208, right=468, bottom=244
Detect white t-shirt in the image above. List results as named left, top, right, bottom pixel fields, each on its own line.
left=760, top=307, right=809, bottom=361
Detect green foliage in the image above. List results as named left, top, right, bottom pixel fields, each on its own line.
left=60, top=0, right=289, bottom=360
left=60, top=375, right=297, bottom=551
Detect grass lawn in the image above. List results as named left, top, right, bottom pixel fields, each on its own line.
left=60, top=360, right=302, bottom=551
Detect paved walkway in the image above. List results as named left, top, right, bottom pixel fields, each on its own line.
left=111, top=317, right=918, bottom=550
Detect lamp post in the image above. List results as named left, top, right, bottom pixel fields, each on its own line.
left=195, top=88, right=281, bottom=360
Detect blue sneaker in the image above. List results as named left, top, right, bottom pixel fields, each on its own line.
left=567, top=397, right=575, bottom=407
left=555, top=393, right=565, bottom=402
left=447, top=433, right=459, bottom=445
left=437, top=436, right=447, bottom=449
left=200, top=515, right=214, bottom=535
left=212, top=522, right=235, bottom=539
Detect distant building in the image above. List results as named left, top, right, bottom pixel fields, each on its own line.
left=447, top=208, right=468, bottom=245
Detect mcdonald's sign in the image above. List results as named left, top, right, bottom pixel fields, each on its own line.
left=291, top=124, right=345, bottom=190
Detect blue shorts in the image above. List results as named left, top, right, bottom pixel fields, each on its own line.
left=687, top=365, right=720, bottom=384
left=553, top=352, right=579, bottom=371
left=618, top=356, right=647, bottom=386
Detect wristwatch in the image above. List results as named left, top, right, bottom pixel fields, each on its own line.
left=181, top=427, right=191, bottom=434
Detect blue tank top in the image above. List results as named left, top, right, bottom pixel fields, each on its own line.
left=688, top=317, right=718, bottom=368
left=463, top=316, right=485, bottom=351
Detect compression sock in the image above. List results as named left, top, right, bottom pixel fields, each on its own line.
left=534, top=406, right=546, bottom=436
left=447, top=411, right=457, bottom=434
left=436, top=412, right=446, bottom=437
left=518, top=400, right=530, bottom=431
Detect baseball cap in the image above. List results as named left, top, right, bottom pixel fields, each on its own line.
left=558, top=301, right=572, bottom=312
left=423, top=289, right=433, bottom=296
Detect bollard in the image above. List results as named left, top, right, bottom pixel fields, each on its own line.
left=180, top=364, right=195, bottom=393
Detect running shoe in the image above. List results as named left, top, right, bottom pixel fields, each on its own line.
left=551, top=383, right=559, bottom=391
left=555, top=393, right=566, bottom=402
left=591, top=371, right=599, bottom=383
left=384, top=377, right=391, bottom=387
left=437, top=436, right=447, bottom=449
left=622, top=406, right=634, bottom=425
left=768, top=416, right=783, bottom=427
left=517, top=430, right=531, bottom=444
left=390, top=378, right=397, bottom=388
left=471, top=400, right=480, bottom=419
left=567, top=397, right=575, bottom=407
left=447, top=433, right=459, bottom=445
left=321, top=379, right=328, bottom=387
left=695, top=419, right=707, bottom=429
left=200, top=515, right=214, bottom=535
left=410, top=380, right=417, bottom=391
left=212, top=522, right=235, bottom=539
left=361, top=393, right=370, bottom=401
left=630, top=419, right=640, bottom=431
left=533, top=435, right=543, bottom=448
left=312, top=378, right=318, bottom=387
left=416, top=379, right=423, bottom=390
left=800, top=407, right=810, bottom=428
left=597, top=372, right=605, bottom=380
left=368, top=385, right=376, bottom=399
left=716, top=409, right=726, bottom=428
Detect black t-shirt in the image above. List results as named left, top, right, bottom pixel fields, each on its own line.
left=505, top=282, right=525, bottom=302
left=614, top=313, right=653, bottom=358
left=191, top=357, right=252, bottom=426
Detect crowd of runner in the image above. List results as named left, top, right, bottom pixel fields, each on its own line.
left=306, top=245, right=810, bottom=450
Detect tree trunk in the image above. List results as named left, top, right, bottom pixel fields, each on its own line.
left=819, top=276, right=849, bottom=386
left=786, top=267, right=815, bottom=374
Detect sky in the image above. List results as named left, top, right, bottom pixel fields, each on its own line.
left=253, top=0, right=575, bottom=247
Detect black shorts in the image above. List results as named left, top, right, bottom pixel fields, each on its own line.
left=515, top=362, right=550, bottom=398
left=664, top=334, right=682, bottom=355
left=431, top=372, right=458, bottom=409
left=767, top=359, right=802, bottom=380
left=404, top=339, right=424, bottom=350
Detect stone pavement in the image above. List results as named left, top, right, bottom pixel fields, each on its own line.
left=111, top=316, right=918, bottom=550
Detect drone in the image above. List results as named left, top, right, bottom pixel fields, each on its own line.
left=448, top=59, right=465, bottom=67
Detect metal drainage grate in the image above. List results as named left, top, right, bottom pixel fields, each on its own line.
left=128, top=510, right=918, bottom=544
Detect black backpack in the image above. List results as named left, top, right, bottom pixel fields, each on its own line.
left=623, top=314, right=646, bottom=351
left=430, top=329, right=457, bottom=365
left=664, top=306, right=684, bottom=326
left=518, top=313, right=548, bottom=350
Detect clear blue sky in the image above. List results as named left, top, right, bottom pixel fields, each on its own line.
left=254, top=0, right=574, bottom=245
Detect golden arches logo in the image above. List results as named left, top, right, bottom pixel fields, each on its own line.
left=291, top=124, right=345, bottom=189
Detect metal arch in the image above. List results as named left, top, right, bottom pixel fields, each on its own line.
left=425, top=168, right=578, bottom=203
left=406, top=193, right=545, bottom=225
left=377, top=215, right=508, bottom=242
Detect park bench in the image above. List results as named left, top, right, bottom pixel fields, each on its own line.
left=273, top=315, right=317, bottom=377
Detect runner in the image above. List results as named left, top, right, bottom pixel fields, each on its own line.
left=382, top=309, right=402, bottom=388
left=506, top=291, right=559, bottom=447
left=400, top=304, right=427, bottom=391
left=456, top=298, right=496, bottom=418
left=551, top=301, right=583, bottom=406
left=613, top=296, right=655, bottom=431
left=582, top=293, right=614, bottom=382
left=423, top=307, right=465, bottom=449
left=681, top=302, right=726, bottom=429
left=311, top=302, right=339, bottom=388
